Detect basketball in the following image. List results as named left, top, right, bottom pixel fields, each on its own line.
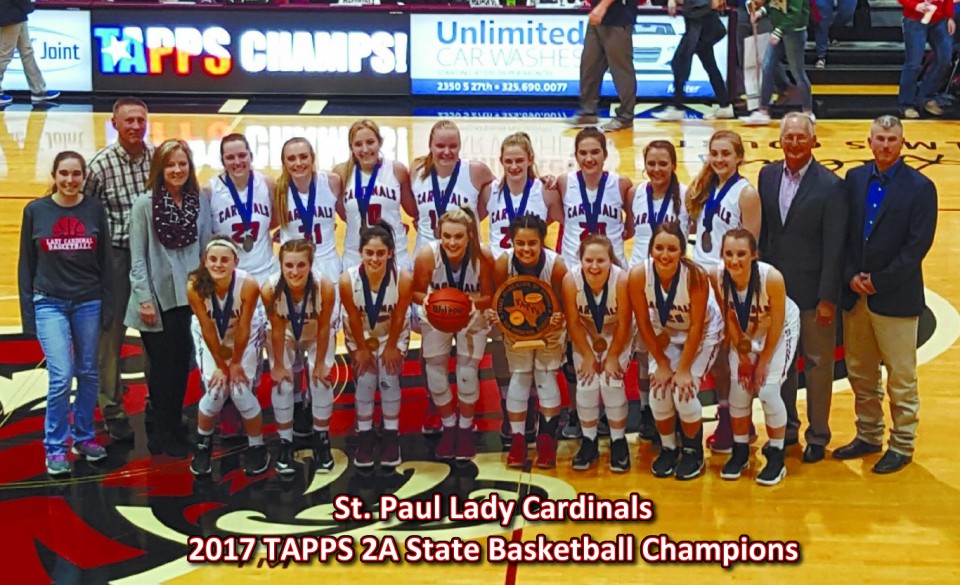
left=425, top=287, right=473, bottom=333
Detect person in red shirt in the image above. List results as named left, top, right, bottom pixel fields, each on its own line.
left=898, top=0, right=955, bottom=118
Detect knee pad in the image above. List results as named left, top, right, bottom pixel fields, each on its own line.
left=759, top=383, right=788, bottom=428
left=198, top=388, right=227, bottom=419
left=425, top=357, right=453, bottom=407
left=576, top=385, right=600, bottom=423
left=456, top=356, right=480, bottom=406
left=675, top=394, right=703, bottom=424
left=271, top=381, right=295, bottom=425
left=533, top=370, right=561, bottom=409
left=649, top=392, right=677, bottom=420
left=354, top=371, right=378, bottom=419
left=232, top=385, right=262, bottom=420
left=600, top=385, right=628, bottom=423
left=506, top=371, right=534, bottom=414
left=378, top=374, right=402, bottom=419
left=310, top=379, right=334, bottom=422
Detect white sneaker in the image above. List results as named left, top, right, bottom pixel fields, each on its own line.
left=652, top=106, right=685, bottom=121
left=903, top=107, right=920, bottom=119
left=740, top=110, right=772, bottom=126
left=704, top=105, right=734, bottom=120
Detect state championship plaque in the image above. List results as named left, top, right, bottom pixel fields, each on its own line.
left=492, top=276, right=559, bottom=350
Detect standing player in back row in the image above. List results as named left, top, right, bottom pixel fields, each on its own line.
left=686, top=129, right=761, bottom=454
left=335, top=119, right=418, bottom=270
left=482, top=132, right=563, bottom=259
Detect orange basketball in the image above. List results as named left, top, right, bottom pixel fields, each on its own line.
left=426, top=288, right=473, bottom=333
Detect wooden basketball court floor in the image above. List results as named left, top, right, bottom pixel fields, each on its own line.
left=0, top=111, right=958, bottom=584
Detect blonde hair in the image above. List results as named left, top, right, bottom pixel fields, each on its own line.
left=274, top=137, right=317, bottom=229
left=499, top=132, right=539, bottom=188
left=687, top=130, right=745, bottom=220
left=437, top=205, right=482, bottom=271
left=147, top=140, right=199, bottom=198
left=413, top=119, right=460, bottom=180
left=342, top=120, right=384, bottom=187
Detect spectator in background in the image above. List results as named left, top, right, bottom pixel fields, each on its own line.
left=813, top=0, right=857, bottom=68
left=567, top=0, right=638, bottom=132
left=83, top=97, right=155, bottom=442
left=127, top=140, right=209, bottom=458
left=733, top=0, right=793, bottom=107
left=0, top=0, right=60, bottom=106
left=897, top=0, right=954, bottom=119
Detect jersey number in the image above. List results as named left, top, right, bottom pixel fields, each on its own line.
left=499, top=226, right=511, bottom=250
left=366, top=203, right=382, bottom=225
left=579, top=222, right=607, bottom=240
left=230, top=221, right=261, bottom=243
left=298, top=224, right=323, bottom=244
left=428, top=210, right=438, bottom=232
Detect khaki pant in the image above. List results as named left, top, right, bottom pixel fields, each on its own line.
left=842, top=297, right=920, bottom=456
left=0, top=22, right=47, bottom=94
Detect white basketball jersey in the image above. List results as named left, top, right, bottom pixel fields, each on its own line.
left=427, top=241, right=482, bottom=294
left=268, top=270, right=323, bottom=344
left=721, top=261, right=800, bottom=353
left=208, top=172, right=276, bottom=284
left=278, top=172, right=339, bottom=266
left=559, top=171, right=625, bottom=268
left=347, top=265, right=401, bottom=341
left=643, top=259, right=723, bottom=345
left=629, top=181, right=690, bottom=267
left=573, top=264, right=625, bottom=342
left=411, top=159, right=479, bottom=250
left=486, top=178, right=548, bottom=259
left=343, top=159, right=409, bottom=269
left=506, top=248, right=559, bottom=282
left=692, top=175, right=751, bottom=269
left=203, top=268, right=249, bottom=346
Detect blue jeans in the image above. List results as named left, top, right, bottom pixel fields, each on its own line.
left=814, top=0, right=857, bottom=58
left=671, top=13, right=730, bottom=107
left=899, top=18, right=953, bottom=109
left=34, top=294, right=102, bottom=457
left=761, top=30, right=813, bottom=111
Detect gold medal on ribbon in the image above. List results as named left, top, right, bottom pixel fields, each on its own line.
left=592, top=337, right=608, bottom=354
left=365, top=336, right=380, bottom=351
left=218, top=345, right=233, bottom=360
left=736, top=338, right=752, bottom=354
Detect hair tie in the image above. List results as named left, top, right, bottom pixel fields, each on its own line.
left=206, top=238, right=240, bottom=256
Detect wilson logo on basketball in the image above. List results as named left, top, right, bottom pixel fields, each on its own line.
left=426, top=288, right=473, bottom=333
left=41, top=217, right=96, bottom=252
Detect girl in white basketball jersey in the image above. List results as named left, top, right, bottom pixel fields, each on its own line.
left=205, top=134, right=277, bottom=285
left=626, top=140, right=690, bottom=444
left=334, top=120, right=417, bottom=270
left=556, top=127, right=633, bottom=269
left=410, top=120, right=495, bottom=252
left=262, top=239, right=337, bottom=475
left=687, top=130, right=761, bottom=454
left=629, top=222, right=723, bottom=480
left=340, top=221, right=413, bottom=469
left=186, top=237, right=268, bottom=477
left=274, top=138, right=342, bottom=281
left=489, top=214, right=568, bottom=469
left=412, top=206, right=494, bottom=463
left=481, top=132, right=562, bottom=259
left=562, top=236, right=633, bottom=473
left=714, top=229, right=799, bottom=486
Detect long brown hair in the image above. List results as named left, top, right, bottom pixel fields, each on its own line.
left=644, top=140, right=682, bottom=216
left=719, top=228, right=760, bottom=318
left=574, top=127, right=608, bottom=158
left=413, top=119, right=460, bottom=180
left=499, top=132, right=539, bottom=189
left=578, top=234, right=621, bottom=268
left=275, top=238, right=317, bottom=313
left=437, top=205, right=482, bottom=271
left=687, top=130, right=745, bottom=220
left=343, top=119, right=384, bottom=186
left=147, top=139, right=199, bottom=198
left=189, top=236, right=238, bottom=299
left=648, top=221, right=707, bottom=290
left=48, top=151, right=86, bottom=196
left=274, top=137, right=316, bottom=229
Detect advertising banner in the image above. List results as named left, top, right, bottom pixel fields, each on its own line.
left=4, top=10, right=93, bottom=92
left=410, top=13, right=727, bottom=98
left=90, top=9, right=409, bottom=94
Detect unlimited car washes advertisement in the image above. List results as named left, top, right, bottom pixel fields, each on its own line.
left=409, top=13, right=727, bottom=99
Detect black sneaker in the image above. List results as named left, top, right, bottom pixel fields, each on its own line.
left=161, top=432, right=188, bottom=459
left=275, top=439, right=295, bottom=475
left=651, top=447, right=679, bottom=478
left=756, top=446, right=787, bottom=486
left=313, top=431, right=334, bottom=473
left=190, top=435, right=213, bottom=476
left=355, top=430, right=375, bottom=468
left=675, top=428, right=705, bottom=480
left=720, top=443, right=751, bottom=480
left=293, top=400, right=313, bottom=438
left=381, top=430, right=402, bottom=467
left=561, top=410, right=582, bottom=440
left=107, top=418, right=135, bottom=442
left=638, top=406, right=657, bottom=442
left=571, top=437, right=598, bottom=471
left=609, top=438, right=630, bottom=473
left=243, top=444, right=270, bottom=475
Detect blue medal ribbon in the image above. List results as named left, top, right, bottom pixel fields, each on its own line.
left=725, top=268, right=756, bottom=333
left=223, top=174, right=255, bottom=237
left=430, top=161, right=462, bottom=219
left=701, top=172, right=740, bottom=233
left=440, top=245, right=469, bottom=291
left=581, top=270, right=610, bottom=336
left=646, top=183, right=672, bottom=229
left=503, top=178, right=533, bottom=221
left=284, top=283, right=311, bottom=342
left=577, top=171, right=609, bottom=235
left=290, top=177, right=317, bottom=242
left=354, top=161, right=381, bottom=225
left=211, top=272, right=236, bottom=341
left=654, top=264, right=681, bottom=327
left=359, top=265, right=389, bottom=331
left=511, top=250, right=546, bottom=278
